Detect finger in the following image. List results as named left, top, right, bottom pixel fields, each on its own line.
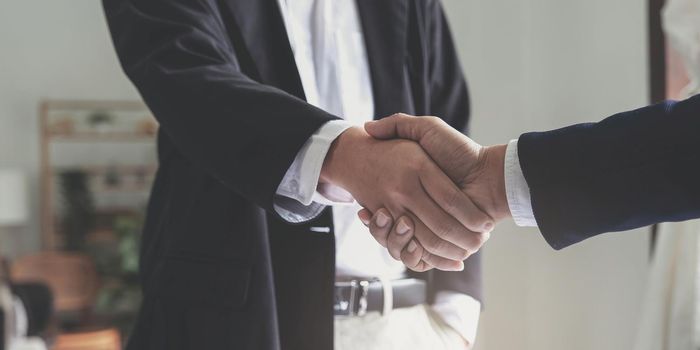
left=357, top=208, right=372, bottom=226
left=404, top=258, right=463, bottom=273
left=406, top=187, right=484, bottom=260
left=387, top=215, right=465, bottom=272
left=406, top=256, right=433, bottom=272
left=368, top=208, right=393, bottom=248
left=419, top=162, right=494, bottom=233
left=421, top=256, right=464, bottom=272
left=389, top=228, right=442, bottom=272
left=409, top=215, right=466, bottom=271
left=365, top=114, right=441, bottom=141
left=412, top=215, right=472, bottom=261
left=365, top=208, right=463, bottom=271
left=399, top=238, right=435, bottom=273
left=407, top=166, right=488, bottom=260
left=386, top=216, right=415, bottom=260
left=397, top=235, right=422, bottom=268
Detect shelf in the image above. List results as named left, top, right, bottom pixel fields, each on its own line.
left=54, top=165, right=158, bottom=175
left=48, top=132, right=156, bottom=142
left=92, top=186, right=153, bottom=194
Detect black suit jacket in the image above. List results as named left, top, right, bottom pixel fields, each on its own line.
left=519, top=94, right=700, bottom=249
left=102, top=1, right=481, bottom=349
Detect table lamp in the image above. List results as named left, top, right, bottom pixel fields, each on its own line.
left=0, top=170, right=28, bottom=259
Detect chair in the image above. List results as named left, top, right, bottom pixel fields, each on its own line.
left=11, top=252, right=123, bottom=349
left=52, top=328, right=122, bottom=350
left=10, top=252, right=98, bottom=314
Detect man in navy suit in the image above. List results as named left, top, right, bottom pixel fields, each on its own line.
left=359, top=94, right=700, bottom=267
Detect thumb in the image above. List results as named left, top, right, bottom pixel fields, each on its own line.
left=365, top=113, right=431, bottom=141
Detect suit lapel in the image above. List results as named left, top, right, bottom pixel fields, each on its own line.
left=356, top=0, right=410, bottom=119
left=222, top=0, right=306, bottom=100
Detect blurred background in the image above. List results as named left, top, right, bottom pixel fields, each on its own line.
left=0, top=0, right=694, bottom=349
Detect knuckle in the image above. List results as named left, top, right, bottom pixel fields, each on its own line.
left=369, top=227, right=389, bottom=244
left=390, top=249, right=402, bottom=261
left=372, top=234, right=387, bottom=247
left=409, top=263, right=428, bottom=273
left=459, top=248, right=472, bottom=261
left=424, top=116, right=437, bottom=124
left=389, top=237, right=405, bottom=251
left=426, top=116, right=443, bottom=126
left=420, top=248, right=434, bottom=263
left=468, top=212, right=489, bottom=230
left=472, top=232, right=489, bottom=247
left=402, top=254, right=420, bottom=270
left=370, top=218, right=386, bottom=232
left=451, top=241, right=471, bottom=261
left=374, top=208, right=388, bottom=219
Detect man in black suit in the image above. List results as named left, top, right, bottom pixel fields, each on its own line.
left=102, top=0, right=489, bottom=349
left=359, top=94, right=700, bottom=264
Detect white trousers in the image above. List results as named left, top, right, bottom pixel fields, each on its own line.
left=334, top=304, right=465, bottom=350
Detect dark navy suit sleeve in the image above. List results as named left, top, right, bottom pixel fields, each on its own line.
left=518, top=94, right=700, bottom=250
left=102, top=0, right=338, bottom=212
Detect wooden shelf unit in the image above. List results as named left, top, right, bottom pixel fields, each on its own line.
left=40, top=100, right=158, bottom=249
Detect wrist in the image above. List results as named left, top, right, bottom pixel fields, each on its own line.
left=320, top=126, right=367, bottom=188
left=482, top=144, right=510, bottom=221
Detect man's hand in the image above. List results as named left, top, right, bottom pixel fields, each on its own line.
left=356, top=114, right=511, bottom=270
left=321, top=126, right=493, bottom=271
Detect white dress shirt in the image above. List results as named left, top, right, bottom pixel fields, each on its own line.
left=504, top=140, right=537, bottom=226
left=273, top=0, right=481, bottom=344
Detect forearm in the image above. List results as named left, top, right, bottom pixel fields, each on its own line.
left=519, top=95, right=700, bottom=249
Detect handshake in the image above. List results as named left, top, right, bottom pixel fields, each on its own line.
left=320, top=114, right=512, bottom=272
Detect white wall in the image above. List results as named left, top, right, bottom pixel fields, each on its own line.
left=441, top=0, right=651, bottom=349
left=0, top=1, right=651, bottom=349
left=0, top=0, right=140, bottom=257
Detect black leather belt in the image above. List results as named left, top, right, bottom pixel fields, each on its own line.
left=333, top=278, right=426, bottom=317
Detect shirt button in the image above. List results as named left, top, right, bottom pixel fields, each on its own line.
left=290, top=180, right=299, bottom=193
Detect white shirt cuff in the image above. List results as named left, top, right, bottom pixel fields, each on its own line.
left=504, top=139, right=537, bottom=227
left=431, top=291, right=481, bottom=345
left=274, top=120, right=355, bottom=223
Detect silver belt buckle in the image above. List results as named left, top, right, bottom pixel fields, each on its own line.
left=335, top=279, right=370, bottom=317
left=355, top=280, right=370, bottom=317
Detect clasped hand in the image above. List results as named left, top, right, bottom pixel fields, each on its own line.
left=320, top=114, right=510, bottom=272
